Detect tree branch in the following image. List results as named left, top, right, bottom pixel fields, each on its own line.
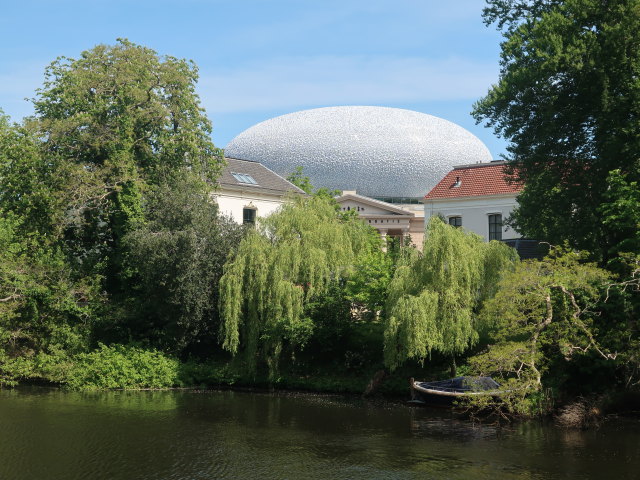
left=553, top=284, right=617, bottom=360
left=0, top=290, right=21, bottom=302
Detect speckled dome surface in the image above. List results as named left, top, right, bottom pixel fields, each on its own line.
left=224, top=106, right=493, bottom=198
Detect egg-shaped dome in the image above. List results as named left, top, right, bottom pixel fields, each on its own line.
left=225, top=106, right=492, bottom=198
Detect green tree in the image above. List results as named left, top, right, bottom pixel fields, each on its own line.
left=286, top=166, right=314, bottom=194
left=474, top=0, right=640, bottom=260
left=219, top=195, right=380, bottom=377
left=383, top=217, right=518, bottom=371
left=469, top=248, right=617, bottom=413
left=32, top=38, right=219, bottom=180
left=0, top=114, right=96, bottom=385
left=29, top=39, right=222, bottom=290
left=345, top=248, right=394, bottom=316
left=119, top=173, right=245, bottom=353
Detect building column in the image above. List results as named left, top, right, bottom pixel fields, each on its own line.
left=400, top=227, right=409, bottom=247
left=379, top=228, right=388, bottom=252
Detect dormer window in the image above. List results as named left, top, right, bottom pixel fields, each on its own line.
left=232, top=172, right=258, bottom=185
left=453, top=176, right=461, bottom=187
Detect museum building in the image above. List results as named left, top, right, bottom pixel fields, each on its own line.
left=224, top=106, right=496, bottom=247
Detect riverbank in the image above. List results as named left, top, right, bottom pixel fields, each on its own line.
left=11, top=360, right=640, bottom=429
left=5, top=343, right=639, bottom=424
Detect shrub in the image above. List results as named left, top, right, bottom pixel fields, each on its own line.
left=66, top=344, right=179, bottom=390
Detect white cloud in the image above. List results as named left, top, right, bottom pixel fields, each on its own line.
left=199, top=55, right=498, bottom=114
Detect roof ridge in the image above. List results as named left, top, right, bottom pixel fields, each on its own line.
left=453, top=160, right=508, bottom=170
left=335, top=192, right=415, bottom=216
left=424, top=164, right=521, bottom=200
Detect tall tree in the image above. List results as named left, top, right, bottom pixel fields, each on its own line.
left=383, top=217, right=518, bottom=371
left=29, top=39, right=222, bottom=288
left=219, top=195, right=380, bottom=377
left=474, top=0, right=640, bottom=260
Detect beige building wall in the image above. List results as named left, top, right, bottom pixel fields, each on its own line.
left=336, top=191, right=425, bottom=250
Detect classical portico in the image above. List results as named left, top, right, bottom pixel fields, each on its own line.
left=335, top=191, right=416, bottom=247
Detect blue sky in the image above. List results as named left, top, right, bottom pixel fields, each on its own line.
left=0, top=0, right=508, bottom=157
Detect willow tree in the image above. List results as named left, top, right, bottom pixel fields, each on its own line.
left=219, top=195, right=378, bottom=376
left=384, top=217, right=518, bottom=371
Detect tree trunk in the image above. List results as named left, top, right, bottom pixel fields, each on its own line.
left=363, top=369, right=387, bottom=397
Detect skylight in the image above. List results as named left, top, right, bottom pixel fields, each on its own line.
left=231, top=172, right=258, bottom=185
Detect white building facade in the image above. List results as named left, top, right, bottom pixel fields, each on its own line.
left=213, top=157, right=305, bottom=225
left=424, top=162, right=522, bottom=242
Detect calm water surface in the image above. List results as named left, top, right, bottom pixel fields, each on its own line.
left=0, top=387, right=638, bottom=479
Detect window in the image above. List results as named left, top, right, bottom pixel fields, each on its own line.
left=488, top=214, right=502, bottom=241
left=448, top=216, right=462, bottom=228
left=243, top=208, right=256, bottom=225
left=232, top=172, right=258, bottom=185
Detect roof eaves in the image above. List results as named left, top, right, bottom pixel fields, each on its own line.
left=335, top=192, right=413, bottom=215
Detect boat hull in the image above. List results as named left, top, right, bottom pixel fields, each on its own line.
left=409, top=377, right=501, bottom=407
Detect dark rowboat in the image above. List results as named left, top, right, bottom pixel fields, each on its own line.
left=409, top=376, right=501, bottom=407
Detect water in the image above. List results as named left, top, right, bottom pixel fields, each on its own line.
left=0, top=387, right=638, bottom=479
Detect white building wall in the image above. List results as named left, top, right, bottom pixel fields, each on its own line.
left=213, top=189, right=286, bottom=224
left=424, top=195, right=519, bottom=241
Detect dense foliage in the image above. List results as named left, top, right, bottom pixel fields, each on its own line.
left=65, top=344, right=180, bottom=391
left=469, top=0, right=640, bottom=415
left=463, top=248, right=640, bottom=416
left=1, top=34, right=638, bottom=414
left=219, top=195, right=382, bottom=377
left=0, top=41, right=236, bottom=388
left=0, top=117, right=96, bottom=386
left=384, top=217, right=518, bottom=371
left=31, top=38, right=223, bottom=294
left=118, top=174, right=245, bottom=353
left=474, top=0, right=640, bottom=261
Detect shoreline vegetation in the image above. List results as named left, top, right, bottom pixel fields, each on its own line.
left=12, top=360, right=640, bottom=430
left=2, top=2, right=640, bottom=430
left=6, top=340, right=640, bottom=429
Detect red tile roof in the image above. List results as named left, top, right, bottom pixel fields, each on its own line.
left=424, top=161, right=522, bottom=200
